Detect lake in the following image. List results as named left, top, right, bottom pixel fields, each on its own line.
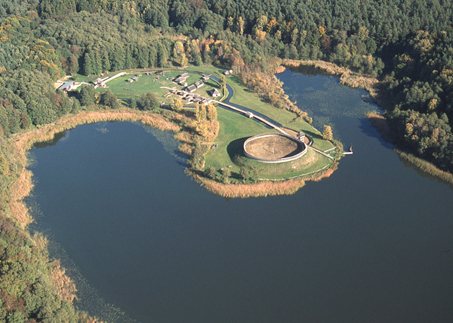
left=27, top=69, right=453, bottom=323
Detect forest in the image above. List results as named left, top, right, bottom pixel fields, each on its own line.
left=1, top=0, right=453, bottom=321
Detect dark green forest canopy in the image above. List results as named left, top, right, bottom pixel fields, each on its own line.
left=0, top=0, right=452, bottom=175
left=1, top=1, right=453, bottom=321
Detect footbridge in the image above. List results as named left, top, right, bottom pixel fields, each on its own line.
left=214, top=100, right=292, bottom=137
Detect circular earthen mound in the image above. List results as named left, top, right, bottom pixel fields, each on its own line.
left=243, top=133, right=307, bottom=163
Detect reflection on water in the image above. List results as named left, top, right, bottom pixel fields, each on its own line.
left=33, top=130, right=68, bottom=149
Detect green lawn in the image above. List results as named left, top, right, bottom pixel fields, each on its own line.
left=204, top=107, right=277, bottom=173
left=204, top=106, right=334, bottom=181
left=101, top=69, right=222, bottom=104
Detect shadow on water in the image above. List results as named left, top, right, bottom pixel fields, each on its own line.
left=399, top=154, right=453, bottom=190
left=286, top=64, right=336, bottom=78
left=33, top=131, right=68, bottom=149
left=358, top=117, right=393, bottom=149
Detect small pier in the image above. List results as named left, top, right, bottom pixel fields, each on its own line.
left=343, top=146, right=354, bottom=155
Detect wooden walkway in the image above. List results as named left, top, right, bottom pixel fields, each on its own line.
left=214, top=101, right=292, bottom=137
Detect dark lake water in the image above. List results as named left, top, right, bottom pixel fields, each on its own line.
left=27, top=69, right=453, bottom=323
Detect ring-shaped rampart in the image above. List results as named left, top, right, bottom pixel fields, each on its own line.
left=243, top=133, right=307, bottom=164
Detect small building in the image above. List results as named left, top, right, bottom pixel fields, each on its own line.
left=145, top=71, right=153, bottom=76
left=156, top=70, right=164, bottom=75
left=194, top=80, right=204, bottom=88
left=174, top=76, right=186, bottom=83
left=126, top=76, right=139, bottom=82
left=59, top=81, right=75, bottom=93
left=180, top=81, right=188, bottom=87
left=202, top=75, right=211, bottom=81
left=223, top=70, right=233, bottom=75
left=297, top=132, right=306, bottom=142
left=185, top=84, right=197, bottom=92
left=209, top=88, right=221, bottom=97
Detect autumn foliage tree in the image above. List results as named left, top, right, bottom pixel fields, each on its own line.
left=323, top=125, right=333, bottom=141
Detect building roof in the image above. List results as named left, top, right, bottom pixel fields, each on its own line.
left=59, top=81, right=75, bottom=90
left=209, top=88, right=221, bottom=97
left=194, top=80, right=204, bottom=88
left=185, top=84, right=197, bottom=92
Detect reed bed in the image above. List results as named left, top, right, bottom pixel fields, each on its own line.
left=366, top=111, right=394, bottom=142
left=50, top=260, right=78, bottom=302
left=274, top=65, right=286, bottom=74
left=283, top=60, right=379, bottom=97
left=190, top=171, right=306, bottom=198
left=8, top=168, right=33, bottom=227
left=395, top=148, right=453, bottom=185
left=191, top=162, right=336, bottom=198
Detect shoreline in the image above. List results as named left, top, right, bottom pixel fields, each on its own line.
left=284, top=60, right=453, bottom=186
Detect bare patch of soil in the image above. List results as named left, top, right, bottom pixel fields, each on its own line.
left=246, top=135, right=300, bottom=159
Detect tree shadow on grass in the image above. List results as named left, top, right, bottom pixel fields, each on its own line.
left=227, top=137, right=248, bottom=161
left=226, top=137, right=249, bottom=180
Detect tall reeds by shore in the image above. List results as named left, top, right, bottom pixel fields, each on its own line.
left=188, top=162, right=336, bottom=198
left=395, top=149, right=453, bottom=185
left=283, top=60, right=379, bottom=97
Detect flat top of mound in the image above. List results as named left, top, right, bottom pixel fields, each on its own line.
left=245, top=135, right=301, bottom=160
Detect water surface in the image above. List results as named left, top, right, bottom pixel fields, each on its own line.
left=28, top=70, right=453, bottom=323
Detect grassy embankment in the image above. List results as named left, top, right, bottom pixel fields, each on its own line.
left=203, top=72, right=335, bottom=183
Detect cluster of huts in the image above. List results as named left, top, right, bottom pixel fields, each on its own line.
left=126, top=71, right=164, bottom=83
left=182, top=93, right=212, bottom=104
left=174, top=73, right=190, bottom=86
left=184, top=80, right=204, bottom=93
left=126, top=76, right=140, bottom=83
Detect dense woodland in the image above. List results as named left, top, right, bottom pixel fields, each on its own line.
left=1, top=0, right=453, bottom=321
